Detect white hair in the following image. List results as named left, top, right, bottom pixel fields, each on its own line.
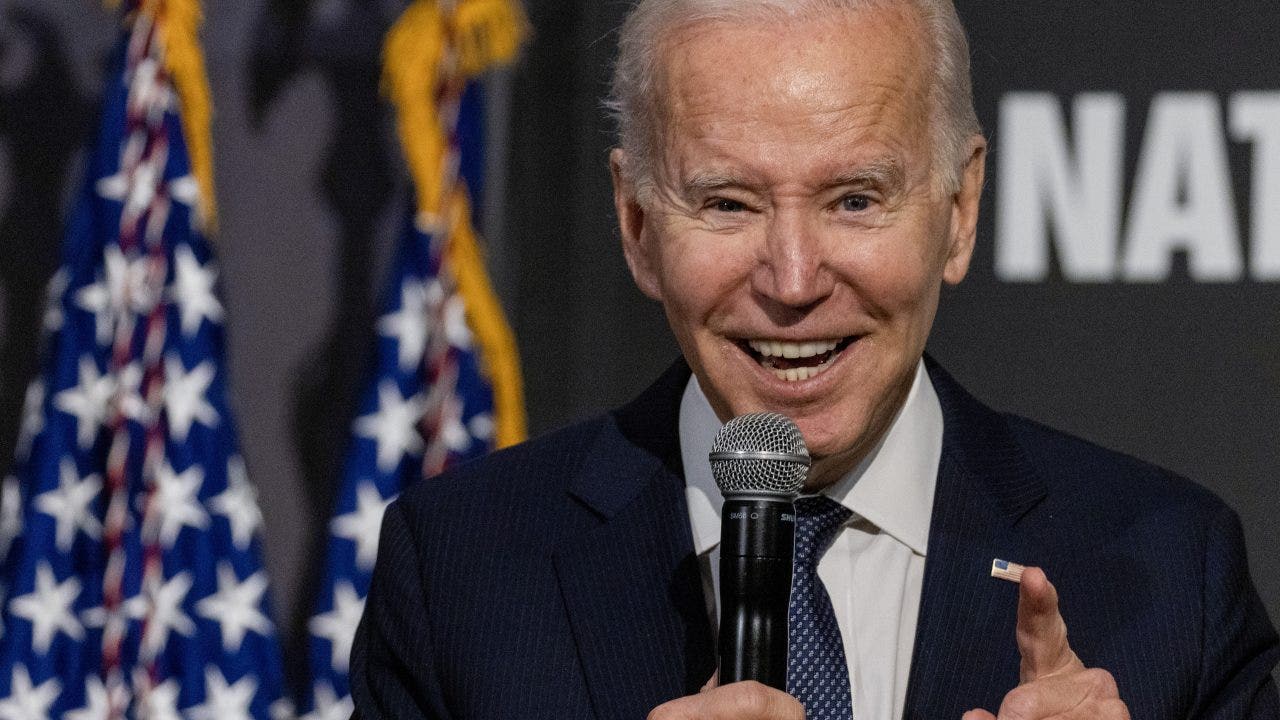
left=606, top=0, right=982, bottom=195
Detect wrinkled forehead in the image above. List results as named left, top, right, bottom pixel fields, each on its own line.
left=653, top=4, right=930, bottom=105
left=649, top=6, right=934, bottom=176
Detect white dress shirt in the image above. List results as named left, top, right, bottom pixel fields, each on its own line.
left=679, top=361, right=943, bottom=720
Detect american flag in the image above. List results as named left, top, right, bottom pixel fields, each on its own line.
left=298, top=1, right=527, bottom=715
left=991, top=558, right=1027, bottom=584
left=0, top=2, right=287, bottom=718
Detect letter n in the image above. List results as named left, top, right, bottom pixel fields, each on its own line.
left=996, top=93, right=1124, bottom=281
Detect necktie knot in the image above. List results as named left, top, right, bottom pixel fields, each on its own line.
left=794, top=496, right=852, bottom=566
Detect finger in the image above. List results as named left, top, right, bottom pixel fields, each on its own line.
left=997, top=668, right=1122, bottom=719
left=701, top=670, right=718, bottom=692
left=1016, top=567, right=1084, bottom=682
left=648, top=681, right=804, bottom=720
left=962, top=710, right=997, bottom=720
left=1052, top=699, right=1131, bottom=720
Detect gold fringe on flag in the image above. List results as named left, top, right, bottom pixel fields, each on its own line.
left=384, top=0, right=529, bottom=448
left=383, top=2, right=450, bottom=217
left=447, top=190, right=527, bottom=447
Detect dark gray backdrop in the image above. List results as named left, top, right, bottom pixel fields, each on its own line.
left=1, top=0, right=1276, bottom=690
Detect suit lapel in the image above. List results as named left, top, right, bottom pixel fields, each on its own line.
left=902, top=359, right=1050, bottom=719
left=554, top=361, right=715, bottom=719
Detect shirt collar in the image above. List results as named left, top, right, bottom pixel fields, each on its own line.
left=679, top=360, right=942, bottom=557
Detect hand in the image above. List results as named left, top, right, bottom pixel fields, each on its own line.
left=648, top=674, right=804, bottom=720
left=962, top=567, right=1130, bottom=720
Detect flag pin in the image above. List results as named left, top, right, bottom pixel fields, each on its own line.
left=991, top=558, right=1026, bottom=583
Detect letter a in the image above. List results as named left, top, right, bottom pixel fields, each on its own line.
left=1123, top=93, right=1242, bottom=281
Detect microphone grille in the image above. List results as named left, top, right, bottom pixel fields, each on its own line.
left=709, top=412, right=809, bottom=497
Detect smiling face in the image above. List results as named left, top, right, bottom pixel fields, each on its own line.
left=612, top=3, right=985, bottom=489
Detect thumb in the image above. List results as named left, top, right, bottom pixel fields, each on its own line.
left=700, top=670, right=718, bottom=692
left=1016, top=566, right=1083, bottom=683
left=962, top=710, right=997, bottom=720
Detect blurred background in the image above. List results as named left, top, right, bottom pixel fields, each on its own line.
left=1, top=0, right=1277, bottom=694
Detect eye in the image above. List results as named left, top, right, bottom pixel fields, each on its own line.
left=711, top=198, right=746, bottom=213
left=840, top=194, right=871, bottom=212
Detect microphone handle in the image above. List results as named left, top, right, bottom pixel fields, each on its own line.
left=718, top=496, right=796, bottom=689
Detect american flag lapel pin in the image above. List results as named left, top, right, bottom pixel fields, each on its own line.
left=990, top=558, right=1026, bottom=583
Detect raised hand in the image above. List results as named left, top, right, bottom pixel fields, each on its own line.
left=962, top=567, right=1131, bottom=720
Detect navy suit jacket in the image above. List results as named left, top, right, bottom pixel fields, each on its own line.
left=350, top=358, right=1280, bottom=719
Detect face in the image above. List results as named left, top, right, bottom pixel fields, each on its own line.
left=612, top=5, right=985, bottom=488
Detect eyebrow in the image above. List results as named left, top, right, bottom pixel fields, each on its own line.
left=826, top=156, right=907, bottom=192
left=680, top=156, right=908, bottom=198
left=682, top=170, right=761, bottom=196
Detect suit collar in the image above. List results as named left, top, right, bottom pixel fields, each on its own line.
left=556, top=359, right=713, bottom=717
left=566, top=359, right=690, bottom=519
left=925, top=354, right=1047, bottom=523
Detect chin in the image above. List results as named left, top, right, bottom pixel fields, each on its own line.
left=792, top=414, right=864, bottom=459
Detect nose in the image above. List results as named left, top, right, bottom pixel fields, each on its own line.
left=752, top=209, right=834, bottom=311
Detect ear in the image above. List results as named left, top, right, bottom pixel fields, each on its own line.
left=942, top=136, right=987, bottom=285
left=611, top=148, right=663, bottom=300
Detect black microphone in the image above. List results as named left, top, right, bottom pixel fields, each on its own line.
left=709, top=412, right=809, bottom=690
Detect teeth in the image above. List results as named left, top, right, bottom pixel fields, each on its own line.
left=771, top=360, right=834, bottom=383
left=744, top=338, right=847, bottom=383
left=748, top=339, right=840, bottom=359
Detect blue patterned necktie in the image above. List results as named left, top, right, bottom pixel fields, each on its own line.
left=787, top=495, right=854, bottom=719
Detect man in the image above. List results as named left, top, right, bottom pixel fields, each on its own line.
left=350, top=0, right=1280, bottom=718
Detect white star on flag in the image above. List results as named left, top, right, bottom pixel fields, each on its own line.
left=330, top=481, right=395, bottom=571
left=302, top=682, right=353, bottom=720
left=9, top=562, right=84, bottom=654
left=139, top=572, right=196, bottom=657
left=65, top=675, right=111, bottom=720
left=170, top=243, right=223, bottom=337
left=195, top=562, right=273, bottom=652
left=309, top=581, right=365, bottom=673
left=134, top=677, right=182, bottom=720
left=186, top=666, right=257, bottom=720
left=148, top=459, right=210, bottom=547
left=169, top=174, right=201, bottom=208
left=377, top=278, right=434, bottom=371
left=73, top=272, right=115, bottom=347
left=269, top=698, right=297, bottom=720
left=80, top=593, right=148, bottom=630
left=468, top=412, right=495, bottom=441
left=209, top=456, right=262, bottom=550
left=34, top=458, right=102, bottom=552
left=353, top=380, right=425, bottom=473
left=97, top=131, right=167, bottom=227
left=0, top=665, right=61, bottom=720
left=163, top=354, right=219, bottom=441
left=53, top=355, right=114, bottom=449
left=100, top=244, right=159, bottom=316
left=126, top=58, right=173, bottom=117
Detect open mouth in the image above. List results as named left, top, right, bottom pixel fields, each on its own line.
left=738, top=337, right=856, bottom=382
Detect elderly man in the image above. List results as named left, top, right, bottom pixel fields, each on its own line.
left=349, top=0, right=1280, bottom=718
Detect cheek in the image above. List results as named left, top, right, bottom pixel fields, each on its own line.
left=652, top=225, right=754, bottom=329
left=842, top=234, right=944, bottom=320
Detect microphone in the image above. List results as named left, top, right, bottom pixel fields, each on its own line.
left=709, top=412, right=809, bottom=690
